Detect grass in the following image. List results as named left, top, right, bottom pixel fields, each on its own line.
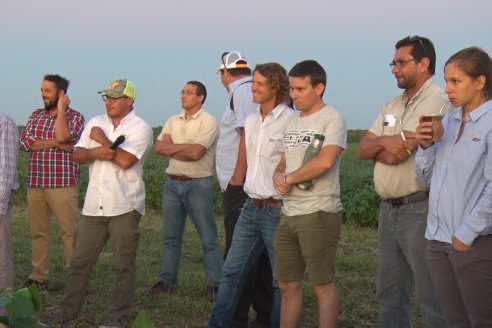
left=12, top=204, right=381, bottom=327
left=11, top=140, right=424, bottom=327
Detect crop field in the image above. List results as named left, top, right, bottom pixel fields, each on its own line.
left=11, top=136, right=424, bottom=327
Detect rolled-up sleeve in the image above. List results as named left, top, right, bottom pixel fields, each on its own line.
left=415, top=145, right=436, bottom=186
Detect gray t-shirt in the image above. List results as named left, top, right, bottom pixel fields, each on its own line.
left=283, top=106, right=347, bottom=216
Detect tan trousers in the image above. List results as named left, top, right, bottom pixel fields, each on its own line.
left=27, top=186, right=79, bottom=282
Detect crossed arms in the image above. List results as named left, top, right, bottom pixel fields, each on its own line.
left=74, top=127, right=138, bottom=170
left=356, top=130, right=418, bottom=165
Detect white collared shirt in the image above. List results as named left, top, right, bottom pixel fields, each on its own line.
left=243, top=103, right=294, bottom=199
left=76, top=110, right=153, bottom=216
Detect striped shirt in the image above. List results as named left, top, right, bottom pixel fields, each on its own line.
left=19, top=108, right=85, bottom=188
left=0, top=113, right=19, bottom=215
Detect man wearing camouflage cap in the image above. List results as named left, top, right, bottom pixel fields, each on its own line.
left=42, top=79, right=153, bottom=327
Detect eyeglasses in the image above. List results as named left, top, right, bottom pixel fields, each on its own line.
left=180, top=90, right=196, bottom=96
left=389, top=58, right=418, bottom=68
left=101, top=95, right=124, bottom=103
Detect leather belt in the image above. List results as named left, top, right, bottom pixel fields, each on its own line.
left=249, top=197, right=283, bottom=208
left=167, top=174, right=193, bottom=181
left=384, top=191, right=429, bottom=207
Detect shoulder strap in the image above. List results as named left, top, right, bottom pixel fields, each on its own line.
left=229, top=80, right=252, bottom=112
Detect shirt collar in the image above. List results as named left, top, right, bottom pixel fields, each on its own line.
left=178, top=108, right=204, bottom=120
left=401, top=78, right=433, bottom=106
left=228, top=76, right=252, bottom=94
left=105, top=108, right=135, bottom=126
left=453, top=99, right=492, bottom=122
left=255, top=103, right=289, bottom=120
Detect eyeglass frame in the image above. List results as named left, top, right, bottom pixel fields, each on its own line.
left=101, top=94, right=127, bottom=103
left=389, top=58, right=419, bottom=68
left=179, top=90, right=197, bottom=96
left=389, top=36, right=430, bottom=69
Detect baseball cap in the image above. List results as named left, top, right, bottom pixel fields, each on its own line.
left=219, top=51, right=249, bottom=70
left=98, top=79, right=136, bottom=99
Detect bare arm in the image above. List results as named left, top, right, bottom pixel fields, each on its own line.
left=273, top=153, right=290, bottom=196
left=89, top=127, right=112, bottom=147
left=74, top=146, right=138, bottom=170
left=229, top=128, right=247, bottom=185
left=28, top=139, right=73, bottom=152
left=54, top=91, right=73, bottom=144
left=286, top=144, right=343, bottom=185
left=357, top=131, right=414, bottom=165
left=155, top=133, right=207, bottom=162
left=75, top=127, right=139, bottom=169
left=170, top=144, right=207, bottom=162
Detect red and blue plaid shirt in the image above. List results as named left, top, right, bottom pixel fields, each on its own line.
left=20, top=108, right=85, bottom=188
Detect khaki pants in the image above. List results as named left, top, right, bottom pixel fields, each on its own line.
left=27, top=186, right=79, bottom=282
left=59, top=211, right=141, bottom=320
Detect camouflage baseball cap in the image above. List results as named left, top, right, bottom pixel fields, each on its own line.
left=98, top=79, right=136, bottom=99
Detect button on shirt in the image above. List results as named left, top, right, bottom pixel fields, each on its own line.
left=76, top=110, right=153, bottom=216
left=415, top=100, right=492, bottom=245
left=0, top=113, right=19, bottom=215
left=216, top=77, right=256, bottom=190
left=243, top=104, right=293, bottom=199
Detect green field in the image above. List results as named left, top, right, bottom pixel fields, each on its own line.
left=11, top=140, right=426, bottom=327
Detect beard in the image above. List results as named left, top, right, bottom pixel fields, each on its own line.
left=43, top=95, right=59, bottom=110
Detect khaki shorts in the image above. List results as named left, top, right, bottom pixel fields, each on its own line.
left=274, top=210, right=342, bottom=284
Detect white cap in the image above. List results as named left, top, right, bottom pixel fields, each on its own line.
left=219, top=51, right=249, bottom=70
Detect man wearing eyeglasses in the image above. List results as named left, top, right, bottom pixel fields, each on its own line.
left=216, top=51, right=274, bottom=326
left=357, top=36, right=448, bottom=327
left=42, top=79, right=153, bottom=327
left=149, top=81, right=223, bottom=301
left=20, top=74, right=84, bottom=290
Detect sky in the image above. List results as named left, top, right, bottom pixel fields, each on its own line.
left=1, top=0, right=491, bottom=130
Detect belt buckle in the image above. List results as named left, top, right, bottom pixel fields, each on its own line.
left=250, top=198, right=264, bottom=208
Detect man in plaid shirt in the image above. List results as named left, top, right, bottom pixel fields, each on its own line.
left=0, top=113, right=18, bottom=323
left=20, top=74, right=84, bottom=288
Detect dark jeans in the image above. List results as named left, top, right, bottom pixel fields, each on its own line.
left=222, top=184, right=273, bottom=326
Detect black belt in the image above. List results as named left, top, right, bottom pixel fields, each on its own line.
left=249, top=197, right=283, bottom=208
left=384, top=191, right=429, bottom=207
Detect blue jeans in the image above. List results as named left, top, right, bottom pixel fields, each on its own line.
left=209, top=199, right=281, bottom=328
left=158, top=177, right=222, bottom=287
left=377, top=200, right=445, bottom=328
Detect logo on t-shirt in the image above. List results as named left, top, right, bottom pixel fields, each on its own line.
left=284, top=129, right=317, bottom=150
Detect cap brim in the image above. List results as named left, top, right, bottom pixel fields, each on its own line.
left=98, top=89, right=124, bottom=98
